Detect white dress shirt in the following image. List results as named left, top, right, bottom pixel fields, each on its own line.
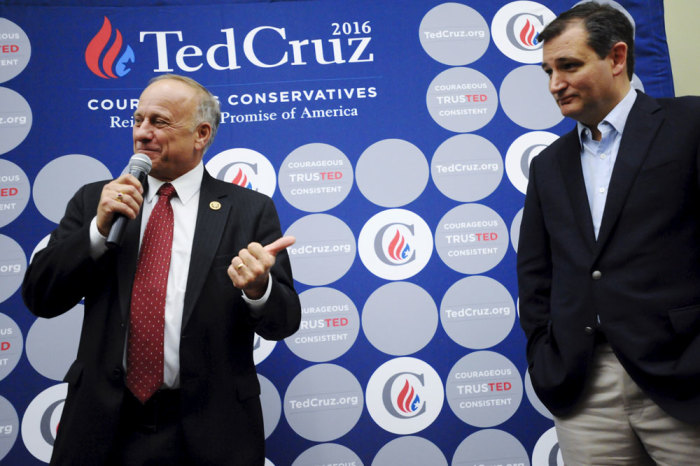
left=90, top=162, right=270, bottom=389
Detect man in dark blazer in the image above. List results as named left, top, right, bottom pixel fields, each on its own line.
left=22, top=74, right=301, bottom=465
left=517, top=2, right=700, bottom=464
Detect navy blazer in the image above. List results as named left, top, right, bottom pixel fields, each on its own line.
left=23, top=169, right=301, bottom=465
left=517, top=92, right=700, bottom=423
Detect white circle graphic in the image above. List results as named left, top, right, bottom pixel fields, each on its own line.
left=26, top=305, right=83, bottom=381
left=356, top=139, right=429, bottom=208
left=205, top=148, right=277, bottom=197
left=532, top=426, right=564, bottom=465
left=0, top=87, right=32, bottom=155
left=0, top=234, right=27, bottom=303
left=426, top=67, right=498, bottom=133
left=435, top=203, right=509, bottom=275
left=253, top=333, right=277, bottom=365
left=0, top=313, right=23, bottom=381
left=440, top=276, right=515, bottom=349
left=258, top=374, right=281, bottom=439
left=21, top=383, right=67, bottom=463
left=33, top=154, right=112, bottom=224
left=362, top=282, right=438, bottom=356
left=286, top=287, right=359, bottom=362
left=0, top=19, right=32, bottom=84
left=0, top=394, right=19, bottom=461
left=286, top=214, right=356, bottom=286
left=505, top=131, right=559, bottom=194
left=366, top=357, right=444, bottom=435
left=0, top=159, right=31, bottom=228
left=492, top=1, right=556, bottom=64
left=284, top=364, right=364, bottom=442
left=358, top=209, right=433, bottom=280
left=445, top=351, right=523, bottom=427
left=500, top=65, right=564, bottom=130
left=30, top=234, right=51, bottom=264
left=431, top=134, right=503, bottom=203
left=278, top=143, right=353, bottom=212
left=419, top=2, right=490, bottom=66
left=511, top=208, right=523, bottom=253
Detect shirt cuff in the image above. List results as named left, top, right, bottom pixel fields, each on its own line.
left=242, top=274, right=273, bottom=313
left=89, top=217, right=109, bottom=260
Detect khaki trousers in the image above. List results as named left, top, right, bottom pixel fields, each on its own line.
left=553, top=344, right=700, bottom=466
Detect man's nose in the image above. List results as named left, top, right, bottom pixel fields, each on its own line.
left=549, top=72, right=566, bottom=94
left=133, top=120, right=153, bottom=140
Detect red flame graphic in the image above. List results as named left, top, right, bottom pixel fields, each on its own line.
left=85, top=17, right=122, bottom=79
left=388, top=229, right=405, bottom=261
left=519, top=19, right=537, bottom=47
left=397, top=380, right=415, bottom=413
left=232, top=168, right=248, bottom=187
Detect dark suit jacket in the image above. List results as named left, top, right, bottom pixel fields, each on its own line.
left=517, top=92, right=700, bottom=423
left=22, top=169, right=301, bottom=465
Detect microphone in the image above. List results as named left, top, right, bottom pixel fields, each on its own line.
left=106, top=153, right=152, bottom=249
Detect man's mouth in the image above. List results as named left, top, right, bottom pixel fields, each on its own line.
left=557, top=95, right=575, bottom=106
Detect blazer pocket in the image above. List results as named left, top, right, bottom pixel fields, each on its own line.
left=668, top=304, right=700, bottom=336
left=63, top=360, right=83, bottom=387
left=639, top=159, right=679, bottom=174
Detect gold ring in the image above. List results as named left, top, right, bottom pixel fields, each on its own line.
left=116, top=192, right=124, bottom=203
left=236, top=262, right=245, bottom=270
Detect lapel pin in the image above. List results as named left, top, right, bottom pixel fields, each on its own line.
left=209, top=201, right=222, bottom=211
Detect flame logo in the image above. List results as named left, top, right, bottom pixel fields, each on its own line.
left=396, top=379, right=421, bottom=414
left=232, top=168, right=254, bottom=190
left=519, top=19, right=538, bottom=47
left=85, top=17, right=134, bottom=79
left=387, top=229, right=411, bottom=262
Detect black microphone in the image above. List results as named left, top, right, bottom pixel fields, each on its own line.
left=106, top=153, right=152, bottom=249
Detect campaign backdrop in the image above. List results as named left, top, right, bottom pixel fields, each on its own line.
left=0, top=0, right=673, bottom=464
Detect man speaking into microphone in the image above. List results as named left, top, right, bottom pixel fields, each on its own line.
left=22, top=74, right=301, bottom=465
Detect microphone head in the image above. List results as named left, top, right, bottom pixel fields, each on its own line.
left=129, top=153, right=152, bottom=175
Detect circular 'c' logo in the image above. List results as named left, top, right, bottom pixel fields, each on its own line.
left=366, top=357, right=444, bottom=434
left=492, top=1, right=556, bottom=64
left=358, top=209, right=432, bottom=280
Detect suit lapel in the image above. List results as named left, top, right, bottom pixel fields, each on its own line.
left=181, top=171, right=231, bottom=331
left=594, top=93, right=664, bottom=255
left=557, top=130, right=597, bottom=247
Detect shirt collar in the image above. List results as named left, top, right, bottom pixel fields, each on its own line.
left=578, top=87, right=638, bottom=143
left=146, top=161, right=203, bottom=205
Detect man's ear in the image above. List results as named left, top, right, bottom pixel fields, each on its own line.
left=608, top=41, right=628, bottom=78
left=194, top=122, right=212, bottom=150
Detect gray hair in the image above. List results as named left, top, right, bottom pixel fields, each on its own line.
left=148, top=74, right=221, bottom=152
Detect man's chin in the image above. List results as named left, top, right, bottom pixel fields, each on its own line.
left=558, top=104, right=580, bottom=120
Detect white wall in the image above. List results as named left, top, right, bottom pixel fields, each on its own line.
left=664, top=0, right=700, bottom=96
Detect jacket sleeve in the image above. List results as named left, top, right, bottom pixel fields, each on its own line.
left=517, top=159, right=554, bottom=362
left=22, top=183, right=109, bottom=318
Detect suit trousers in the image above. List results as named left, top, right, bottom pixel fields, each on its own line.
left=108, top=389, right=191, bottom=466
left=553, top=343, right=700, bottom=465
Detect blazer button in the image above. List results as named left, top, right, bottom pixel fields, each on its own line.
left=584, top=326, right=594, bottom=334
left=591, top=270, right=602, bottom=280
left=112, top=367, right=123, bottom=380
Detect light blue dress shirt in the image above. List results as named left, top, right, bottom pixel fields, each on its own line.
left=577, top=88, right=637, bottom=239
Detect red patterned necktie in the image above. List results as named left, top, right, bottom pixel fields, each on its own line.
left=126, top=183, right=176, bottom=403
